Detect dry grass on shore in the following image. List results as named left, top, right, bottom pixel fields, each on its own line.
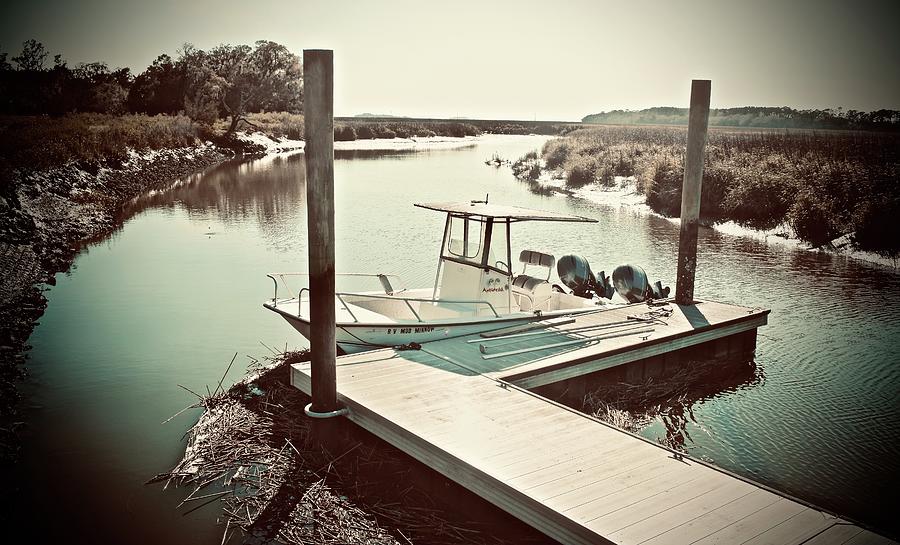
left=153, top=350, right=548, bottom=545
left=0, top=113, right=202, bottom=173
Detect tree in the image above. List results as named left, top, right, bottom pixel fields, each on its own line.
left=12, top=39, right=48, bottom=71
left=181, top=40, right=302, bottom=133
left=127, top=54, right=186, bottom=115
left=180, top=43, right=225, bottom=125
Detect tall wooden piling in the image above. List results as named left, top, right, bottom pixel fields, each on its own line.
left=303, top=49, right=338, bottom=414
left=675, top=79, right=711, bottom=305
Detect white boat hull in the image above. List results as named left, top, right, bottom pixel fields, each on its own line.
left=265, top=301, right=604, bottom=354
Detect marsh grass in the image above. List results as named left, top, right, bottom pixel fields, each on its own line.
left=154, top=350, right=549, bottom=545
left=531, top=125, right=900, bottom=256
left=240, top=111, right=305, bottom=140
left=0, top=113, right=201, bottom=173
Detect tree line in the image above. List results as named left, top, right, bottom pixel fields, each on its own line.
left=0, top=39, right=302, bottom=134
left=583, top=106, right=900, bottom=131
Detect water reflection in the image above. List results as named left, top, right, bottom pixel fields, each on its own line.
left=335, top=148, right=421, bottom=160
left=584, top=357, right=764, bottom=454
left=126, top=153, right=307, bottom=226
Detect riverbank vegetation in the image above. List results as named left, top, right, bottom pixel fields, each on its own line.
left=235, top=113, right=579, bottom=142
left=0, top=113, right=202, bottom=173
left=153, top=350, right=548, bottom=544
left=519, top=125, right=900, bottom=257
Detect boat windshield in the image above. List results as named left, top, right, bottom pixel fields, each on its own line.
left=440, top=214, right=510, bottom=276
left=446, top=215, right=484, bottom=261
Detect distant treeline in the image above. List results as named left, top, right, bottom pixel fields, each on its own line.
left=244, top=114, right=579, bottom=142
left=334, top=117, right=579, bottom=140
left=0, top=39, right=301, bottom=133
left=338, top=117, right=580, bottom=136
left=583, top=107, right=900, bottom=131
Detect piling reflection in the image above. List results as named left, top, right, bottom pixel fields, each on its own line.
left=582, top=356, right=763, bottom=453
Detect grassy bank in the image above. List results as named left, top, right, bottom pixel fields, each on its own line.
left=524, top=125, right=900, bottom=257
left=154, top=350, right=551, bottom=544
left=0, top=113, right=204, bottom=174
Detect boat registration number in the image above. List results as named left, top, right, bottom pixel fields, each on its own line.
left=386, top=326, right=435, bottom=335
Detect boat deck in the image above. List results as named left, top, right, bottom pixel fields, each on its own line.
left=290, top=300, right=894, bottom=544
left=409, top=299, right=768, bottom=388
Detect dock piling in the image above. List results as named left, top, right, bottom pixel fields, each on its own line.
left=303, top=49, right=340, bottom=416
left=675, top=79, right=711, bottom=305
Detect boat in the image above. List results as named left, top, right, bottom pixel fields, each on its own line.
left=264, top=199, right=669, bottom=353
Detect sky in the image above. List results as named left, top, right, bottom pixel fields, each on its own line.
left=2, top=0, right=898, bottom=121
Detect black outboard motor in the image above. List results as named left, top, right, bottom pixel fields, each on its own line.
left=557, top=255, right=614, bottom=299
left=611, top=264, right=671, bottom=303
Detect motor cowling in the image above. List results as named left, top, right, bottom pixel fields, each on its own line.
left=557, top=255, right=614, bottom=299
left=611, top=264, right=671, bottom=303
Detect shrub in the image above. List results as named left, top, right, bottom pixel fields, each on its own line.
left=355, top=124, right=374, bottom=139
left=721, top=156, right=793, bottom=230
left=564, top=155, right=598, bottom=188
left=852, top=197, right=900, bottom=257
left=372, top=125, right=396, bottom=139
left=645, top=158, right=683, bottom=217
left=788, top=190, right=840, bottom=246
left=542, top=139, right=570, bottom=169
left=334, top=125, right=357, bottom=141
left=446, top=122, right=477, bottom=138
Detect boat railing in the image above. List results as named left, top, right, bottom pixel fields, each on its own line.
left=267, top=272, right=405, bottom=301
left=268, top=272, right=500, bottom=322
left=511, top=289, right=535, bottom=311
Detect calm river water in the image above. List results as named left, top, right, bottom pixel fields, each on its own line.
left=19, top=135, right=900, bottom=542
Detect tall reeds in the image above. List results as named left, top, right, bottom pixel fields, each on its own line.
left=531, top=126, right=900, bottom=256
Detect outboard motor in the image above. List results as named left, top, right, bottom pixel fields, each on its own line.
left=557, top=255, right=614, bottom=299
left=611, top=264, right=671, bottom=303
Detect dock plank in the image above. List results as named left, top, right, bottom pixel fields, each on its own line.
left=640, top=487, right=782, bottom=545
left=604, top=482, right=755, bottom=543
left=690, top=499, right=808, bottom=545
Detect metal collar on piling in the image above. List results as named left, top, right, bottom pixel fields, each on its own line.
left=304, top=403, right=349, bottom=419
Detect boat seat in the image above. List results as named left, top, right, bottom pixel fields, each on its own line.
left=512, top=274, right=552, bottom=312
left=518, top=250, right=555, bottom=280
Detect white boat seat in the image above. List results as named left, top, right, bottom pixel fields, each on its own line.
left=512, top=274, right=552, bottom=311
left=519, top=250, right=555, bottom=281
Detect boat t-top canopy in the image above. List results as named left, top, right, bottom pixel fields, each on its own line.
left=414, top=201, right=597, bottom=223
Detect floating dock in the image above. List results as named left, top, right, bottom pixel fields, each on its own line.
left=291, top=300, right=893, bottom=544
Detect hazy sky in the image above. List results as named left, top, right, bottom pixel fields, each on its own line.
left=2, top=0, right=898, bottom=120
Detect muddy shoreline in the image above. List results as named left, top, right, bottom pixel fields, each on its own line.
left=0, top=141, right=241, bottom=462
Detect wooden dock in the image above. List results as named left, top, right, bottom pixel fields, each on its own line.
left=290, top=300, right=893, bottom=544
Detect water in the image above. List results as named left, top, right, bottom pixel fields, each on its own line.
left=18, top=136, right=900, bottom=542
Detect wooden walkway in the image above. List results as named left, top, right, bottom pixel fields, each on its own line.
left=290, top=301, right=894, bottom=545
